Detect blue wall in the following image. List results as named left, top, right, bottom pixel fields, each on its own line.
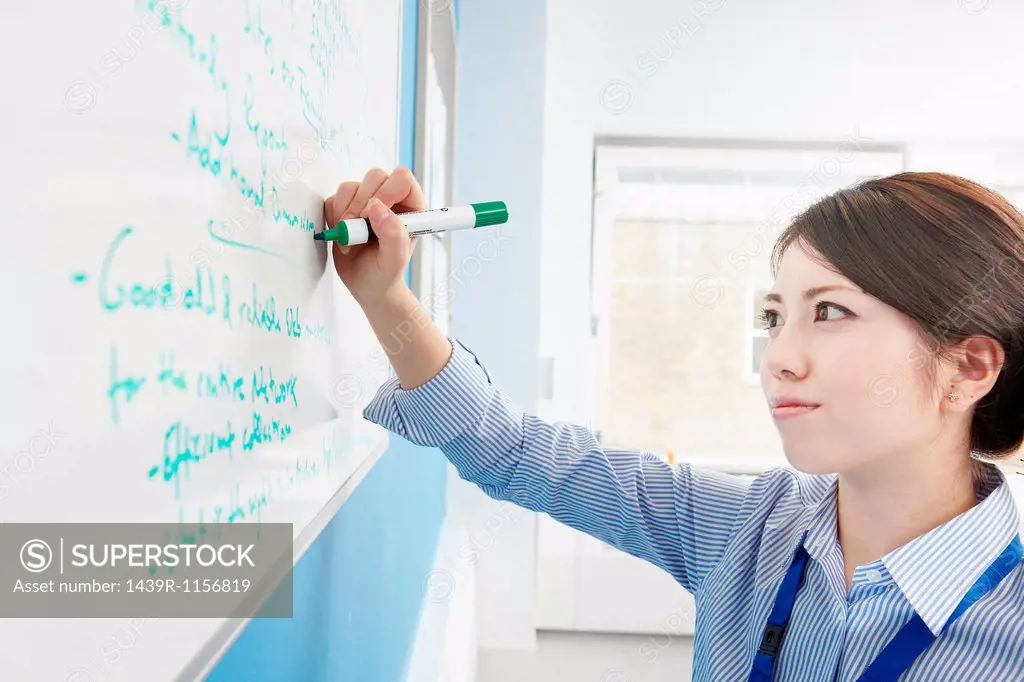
left=208, top=1, right=450, bottom=679
left=208, top=438, right=447, bottom=681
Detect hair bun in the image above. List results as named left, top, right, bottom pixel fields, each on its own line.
left=971, top=342, right=1024, bottom=458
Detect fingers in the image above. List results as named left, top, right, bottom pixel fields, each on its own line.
left=373, top=167, right=427, bottom=214
left=332, top=242, right=352, bottom=260
left=366, top=197, right=411, bottom=265
left=345, top=168, right=390, bottom=219
left=325, top=181, right=360, bottom=229
left=325, top=166, right=425, bottom=233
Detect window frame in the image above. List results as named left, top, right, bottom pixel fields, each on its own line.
left=744, top=282, right=772, bottom=386
left=590, top=139, right=905, bottom=468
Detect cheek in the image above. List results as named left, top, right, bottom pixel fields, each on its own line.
left=829, top=335, right=933, bottom=426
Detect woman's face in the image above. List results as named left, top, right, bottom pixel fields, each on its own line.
left=759, top=241, right=945, bottom=475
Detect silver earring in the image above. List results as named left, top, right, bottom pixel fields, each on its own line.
left=947, top=389, right=959, bottom=403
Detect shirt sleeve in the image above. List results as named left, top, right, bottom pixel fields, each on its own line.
left=362, top=336, right=754, bottom=595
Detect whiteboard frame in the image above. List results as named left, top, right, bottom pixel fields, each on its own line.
left=178, top=436, right=390, bottom=681
left=175, top=2, right=406, bottom=676
left=409, top=2, right=458, bottom=333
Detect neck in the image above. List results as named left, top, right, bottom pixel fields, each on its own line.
left=836, top=449, right=979, bottom=574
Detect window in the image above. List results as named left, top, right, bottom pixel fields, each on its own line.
left=745, top=284, right=772, bottom=386
left=590, top=141, right=904, bottom=469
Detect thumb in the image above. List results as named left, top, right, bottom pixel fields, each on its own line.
left=367, top=197, right=411, bottom=265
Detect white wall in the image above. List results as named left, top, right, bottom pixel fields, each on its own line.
left=539, top=0, right=1024, bottom=427
left=446, top=0, right=547, bottom=652
left=444, top=0, right=1024, bottom=664
left=406, top=521, right=478, bottom=682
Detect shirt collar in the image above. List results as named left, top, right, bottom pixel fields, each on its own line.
left=795, top=463, right=1021, bottom=636
left=882, top=463, right=1021, bottom=635
left=801, top=477, right=840, bottom=564
left=756, top=474, right=836, bottom=589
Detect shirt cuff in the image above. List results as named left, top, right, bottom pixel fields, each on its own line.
left=362, top=337, right=496, bottom=447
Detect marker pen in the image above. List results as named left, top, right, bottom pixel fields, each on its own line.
left=314, top=201, right=508, bottom=245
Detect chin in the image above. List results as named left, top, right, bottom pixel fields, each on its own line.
left=779, top=441, right=840, bottom=476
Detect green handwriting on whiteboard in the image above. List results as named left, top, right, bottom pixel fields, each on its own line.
left=149, top=412, right=295, bottom=498
left=107, top=346, right=146, bottom=425
left=105, top=344, right=301, bottom=425
left=172, top=110, right=316, bottom=235
left=244, top=75, right=289, bottom=172
left=98, top=227, right=229, bottom=319
left=87, top=0, right=384, bottom=528
left=80, top=226, right=330, bottom=343
left=174, top=427, right=380, bottom=527
left=148, top=427, right=381, bottom=575
left=172, top=110, right=266, bottom=209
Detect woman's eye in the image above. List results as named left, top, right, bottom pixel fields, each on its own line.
left=758, top=302, right=850, bottom=330
left=758, top=308, right=779, bottom=329
left=815, top=302, right=850, bottom=322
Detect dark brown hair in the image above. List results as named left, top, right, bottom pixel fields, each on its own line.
left=772, top=171, right=1024, bottom=460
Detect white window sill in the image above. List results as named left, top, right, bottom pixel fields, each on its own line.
left=673, top=452, right=789, bottom=476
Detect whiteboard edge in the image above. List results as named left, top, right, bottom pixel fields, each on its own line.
left=176, top=433, right=391, bottom=682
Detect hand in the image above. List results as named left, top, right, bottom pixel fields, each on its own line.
left=324, top=166, right=426, bottom=306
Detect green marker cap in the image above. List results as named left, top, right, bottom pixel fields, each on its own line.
left=472, top=201, right=508, bottom=228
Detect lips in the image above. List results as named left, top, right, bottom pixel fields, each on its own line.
left=769, top=397, right=820, bottom=420
left=771, top=404, right=819, bottom=420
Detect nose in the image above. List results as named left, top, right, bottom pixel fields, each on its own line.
left=762, top=323, right=810, bottom=381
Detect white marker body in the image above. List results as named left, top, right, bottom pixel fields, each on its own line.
left=340, top=206, right=478, bottom=245
left=402, top=205, right=477, bottom=237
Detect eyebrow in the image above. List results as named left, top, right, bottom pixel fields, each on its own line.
left=763, top=285, right=860, bottom=304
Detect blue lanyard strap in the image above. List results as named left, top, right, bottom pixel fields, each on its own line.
left=748, top=534, right=1023, bottom=682
left=857, top=534, right=1023, bottom=682
left=747, top=545, right=810, bottom=682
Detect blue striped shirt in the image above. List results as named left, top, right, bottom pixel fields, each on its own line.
left=364, top=338, right=1024, bottom=681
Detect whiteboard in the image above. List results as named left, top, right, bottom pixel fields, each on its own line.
left=0, top=0, right=401, bottom=679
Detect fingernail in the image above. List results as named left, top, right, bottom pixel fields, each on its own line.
left=367, top=197, right=388, bottom=221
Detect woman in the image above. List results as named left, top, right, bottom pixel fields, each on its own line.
left=326, top=168, right=1024, bottom=681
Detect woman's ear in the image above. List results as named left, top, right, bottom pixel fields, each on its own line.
left=947, top=335, right=1005, bottom=409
